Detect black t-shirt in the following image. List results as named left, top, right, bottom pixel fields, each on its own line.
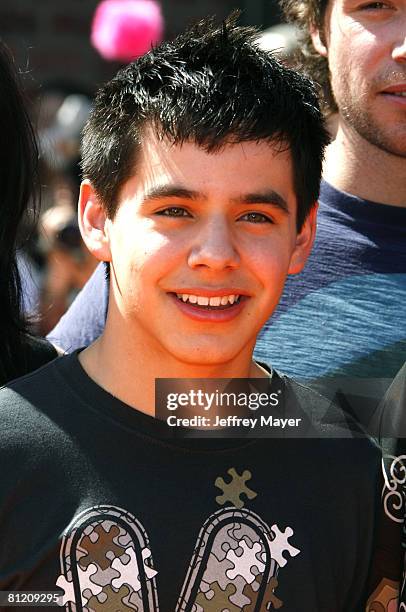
left=0, top=353, right=399, bottom=611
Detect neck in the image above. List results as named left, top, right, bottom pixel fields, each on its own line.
left=323, top=120, right=406, bottom=207
left=79, top=314, right=265, bottom=418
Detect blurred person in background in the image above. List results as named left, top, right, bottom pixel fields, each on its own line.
left=39, top=194, right=98, bottom=335
left=38, top=90, right=93, bottom=208
left=35, top=88, right=96, bottom=334
left=257, top=21, right=300, bottom=65
left=0, top=40, right=58, bottom=385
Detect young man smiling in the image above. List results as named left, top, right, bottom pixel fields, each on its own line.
left=0, top=17, right=398, bottom=611
left=78, top=133, right=313, bottom=409
left=48, top=0, right=406, bottom=397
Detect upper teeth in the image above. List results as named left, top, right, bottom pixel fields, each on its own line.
left=176, top=294, right=240, bottom=306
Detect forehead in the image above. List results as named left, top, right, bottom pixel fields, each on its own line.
left=121, top=130, right=296, bottom=205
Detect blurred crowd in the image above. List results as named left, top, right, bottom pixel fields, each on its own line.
left=19, top=87, right=97, bottom=334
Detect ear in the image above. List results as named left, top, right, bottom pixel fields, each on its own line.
left=288, top=204, right=318, bottom=275
left=310, top=26, right=328, bottom=58
left=78, top=180, right=112, bottom=262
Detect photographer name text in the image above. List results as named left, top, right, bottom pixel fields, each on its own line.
left=167, top=415, right=302, bottom=429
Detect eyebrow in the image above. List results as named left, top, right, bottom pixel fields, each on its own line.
left=236, top=191, right=290, bottom=215
left=142, top=185, right=201, bottom=202
left=142, top=185, right=289, bottom=215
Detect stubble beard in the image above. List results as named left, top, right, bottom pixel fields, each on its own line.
left=334, top=71, right=406, bottom=159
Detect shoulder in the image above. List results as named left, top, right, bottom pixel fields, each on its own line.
left=0, top=355, right=84, bottom=476
left=0, top=357, right=92, bottom=514
left=318, top=180, right=346, bottom=204
left=0, top=335, right=59, bottom=387
left=21, top=334, right=59, bottom=368
left=0, top=357, right=60, bottom=421
left=0, top=354, right=73, bottom=436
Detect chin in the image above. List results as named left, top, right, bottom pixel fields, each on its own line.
left=170, top=345, right=241, bottom=369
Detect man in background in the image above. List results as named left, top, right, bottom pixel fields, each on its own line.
left=254, top=0, right=406, bottom=389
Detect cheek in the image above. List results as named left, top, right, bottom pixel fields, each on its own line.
left=111, top=234, right=172, bottom=313
left=112, top=220, right=175, bottom=272
left=329, top=44, right=351, bottom=79
left=242, top=237, right=293, bottom=286
left=330, top=32, right=375, bottom=87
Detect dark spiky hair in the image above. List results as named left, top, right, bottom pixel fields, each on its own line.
left=81, top=13, right=329, bottom=229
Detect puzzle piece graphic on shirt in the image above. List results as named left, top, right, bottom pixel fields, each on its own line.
left=56, top=575, right=76, bottom=606
left=208, top=523, right=244, bottom=562
left=122, top=589, right=142, bottom=612
left=226, top=523, right=256, bottom=548
left=201, top=551, right=235, bottom=591
left=81, top=564, right=121, bottom=589
left=215, top=468, right=257, bottom=509
left=243, top=576, right=283, bottom=610
left=114, top=530, right=133, bottom=550
left=79, top=524, right=125, bottom=570
left=227, top=574, right=253, bottom=609
left=86, top=584, right=135, bottom=612
left=57, top=564, right=109, bottom=607
left=111, top=546, right=157, bottom=591
left=77, top=563, right=103, bottom=603
left=211, top=538, right=230, bottom=563
left=263, top=525, right=301, bottom=568
left=195, top=581, right=241, bottom=612
left=57, top=507, right=160, bottom=611
left=226, top=540, right=265, bottom=584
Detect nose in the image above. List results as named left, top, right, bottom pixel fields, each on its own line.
left=188, top=216, right=240, bottom=271
left=392, top=25, right=406, bottom=62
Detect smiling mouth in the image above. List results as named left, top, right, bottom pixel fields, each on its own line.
left=380, top=85, right=406, bottom=98
left=382, top=91, right=406, bottom=97
left=173, top=293, right=244, bottom=310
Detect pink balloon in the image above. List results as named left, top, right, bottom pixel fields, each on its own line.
left=91, top=0, right=164, bottom=62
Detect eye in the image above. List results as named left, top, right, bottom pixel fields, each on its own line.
left=239, top=212, right=273, bottom=224
left=359, top=2, right=392, bottom=9
left=156, top=206, right=191, bottom=217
